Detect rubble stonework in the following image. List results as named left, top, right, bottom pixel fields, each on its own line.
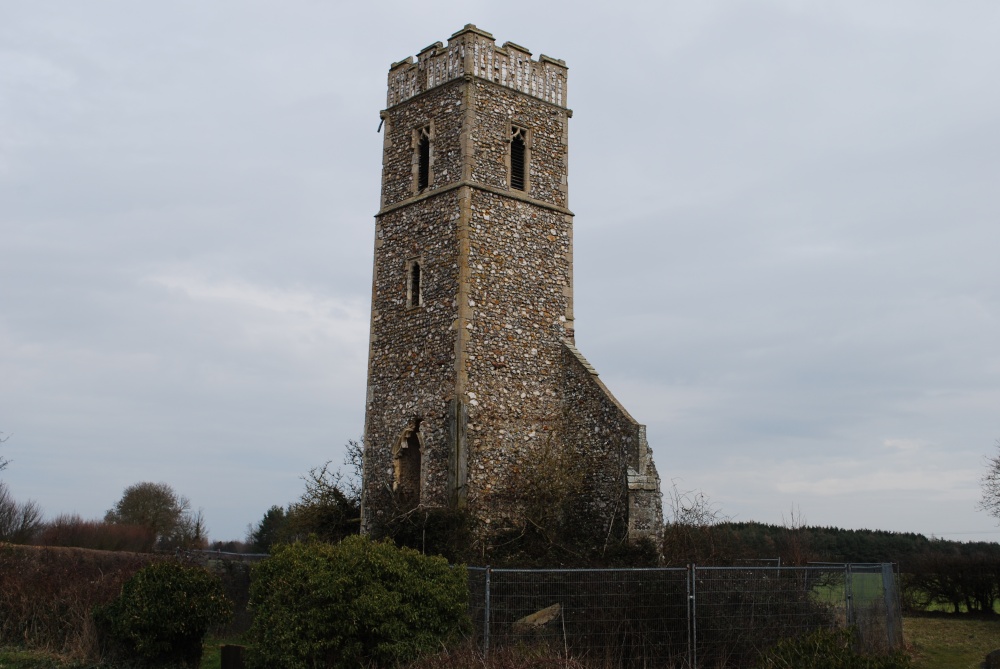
left=362, top=25, right=663, bottom=548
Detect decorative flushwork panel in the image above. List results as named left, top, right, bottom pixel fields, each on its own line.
left=387, top=25, right=568, bottom=109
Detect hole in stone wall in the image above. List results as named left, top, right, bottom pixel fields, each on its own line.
left=394, top=420, right=422, bottom=508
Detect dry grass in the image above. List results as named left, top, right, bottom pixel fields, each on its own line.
left=403, top=643, right=619, bottom=668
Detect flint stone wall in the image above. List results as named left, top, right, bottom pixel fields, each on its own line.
left=362, top=26, right=662, bottom=546
left=364, top=193, right=461, bottom=520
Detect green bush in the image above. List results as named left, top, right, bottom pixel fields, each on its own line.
left=94, top=562, right=231, bottom=668
left=247, top=535, right=470, bottom=669
left=756, top=628, right=911, bottom=669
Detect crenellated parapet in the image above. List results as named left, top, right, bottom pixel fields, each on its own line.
left=387, top=24, right=568, bottom=109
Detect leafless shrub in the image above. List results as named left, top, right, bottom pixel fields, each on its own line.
left=661, top=480, right=741, bottom=565
left=0, top=480, right=43, bottom=543
left=34, top=514, right=154, bottom=552
left=0, top=544, right=156, bottom=660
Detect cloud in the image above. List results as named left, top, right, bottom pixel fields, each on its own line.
left=773, top=466, right=975, bottom=499
left=145, top=270, right=369, bottom=354
left=882, top=438, right=924, bottom=452
left=2, top=1, right=1000, bottom=542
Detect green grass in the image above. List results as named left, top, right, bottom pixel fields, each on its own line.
left=0, top=638, right=237, bottom=669
left=199, top=636, right=245, bottom=669
left=0, top=648, right=98, bottom=669
left=905, top=614, right=1000, bottom=669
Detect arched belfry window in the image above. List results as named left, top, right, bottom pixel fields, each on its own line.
left=406, top=259, right=422, bottom=308
left=393, top=420, right=422, bottom=508
left=510, top=125, right=528, bottom=191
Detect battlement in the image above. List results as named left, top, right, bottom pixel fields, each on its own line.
left=386, top=24, right=568, bottom=109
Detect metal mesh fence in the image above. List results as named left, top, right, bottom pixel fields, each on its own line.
left=693, top=567, right=840, bottom=667
left=469, top=563, right=901, bottom=669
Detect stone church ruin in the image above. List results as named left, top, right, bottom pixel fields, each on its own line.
left=361, top=25, right=662, bottom=550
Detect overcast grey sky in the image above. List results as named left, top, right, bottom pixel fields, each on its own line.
left=2, top=1, right=998, bottom=543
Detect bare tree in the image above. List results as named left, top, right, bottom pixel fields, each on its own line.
left=0, top=431, right=9, bottom=472
left=665, top=479, right=727, bottom=527
left=978, top=439, right=1000, bottom=521
left=779, top=505, right=815, bottom=565
left=661, top=480, right=736, bottom=565
left=0, top=434, right=42, bottom=543
left=0, top=481, right=43, bottom=543
left=343, top=438, right=364, bottom=501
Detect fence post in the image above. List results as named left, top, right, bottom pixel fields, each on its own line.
left=483, top=566, right=491, bottom=660
left=689, top=564, right=697, bottom=669
left=845, top=564, right=854, bottom=627
left=881, top=563, right=902, bottom=649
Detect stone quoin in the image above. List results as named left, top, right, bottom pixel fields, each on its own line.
left=361, top=25, right=663, bottom=549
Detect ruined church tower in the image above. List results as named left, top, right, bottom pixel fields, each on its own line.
left=362, top=25, right=662, bottom=548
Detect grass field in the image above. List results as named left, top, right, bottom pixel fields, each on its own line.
left=906, top=615, right=1000, bottom=669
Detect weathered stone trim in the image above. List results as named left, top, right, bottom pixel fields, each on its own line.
left=561, top=339, right=663, bottom=543
left=451, top=72, right=475, bottom=507
left=562, top=339, right=637, bottom=422
left=455, top=185, right=472, bottom=401
left=563, top=214, right=575, bottom=334
left=446, top=398, right=468, bottom=507
left=385, top=74, right=572, bottom=116
left=377, top=180, right=574, bottom=218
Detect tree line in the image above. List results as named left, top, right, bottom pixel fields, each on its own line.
left=7, top=431, right=1000, bottom=616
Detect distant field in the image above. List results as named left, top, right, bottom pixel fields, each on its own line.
left=916, top=597, right=1000, bottom=615
left=906, top=615, right=1000, bottom=669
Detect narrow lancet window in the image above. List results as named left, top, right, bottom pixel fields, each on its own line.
left=510, top=126, right=527, bottom=191
left=407, top=259, right=422, bottom=308
left=416, top=126, right=431, bottom=191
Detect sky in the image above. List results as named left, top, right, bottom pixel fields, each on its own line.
left=2, top=1, right=999, bottom=544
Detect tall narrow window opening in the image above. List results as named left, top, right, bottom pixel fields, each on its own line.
left=417, top=126, right=431, bottom=191
left=407, top=259, right=422, bottom=308
left=510, top=126, right=527, bottom=191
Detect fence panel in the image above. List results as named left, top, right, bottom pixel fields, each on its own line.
left=470, top=563, right=901, bottom=668
left=693, top=567, right=843, bottom=668
left=474, top=567, right=691, bottom=666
